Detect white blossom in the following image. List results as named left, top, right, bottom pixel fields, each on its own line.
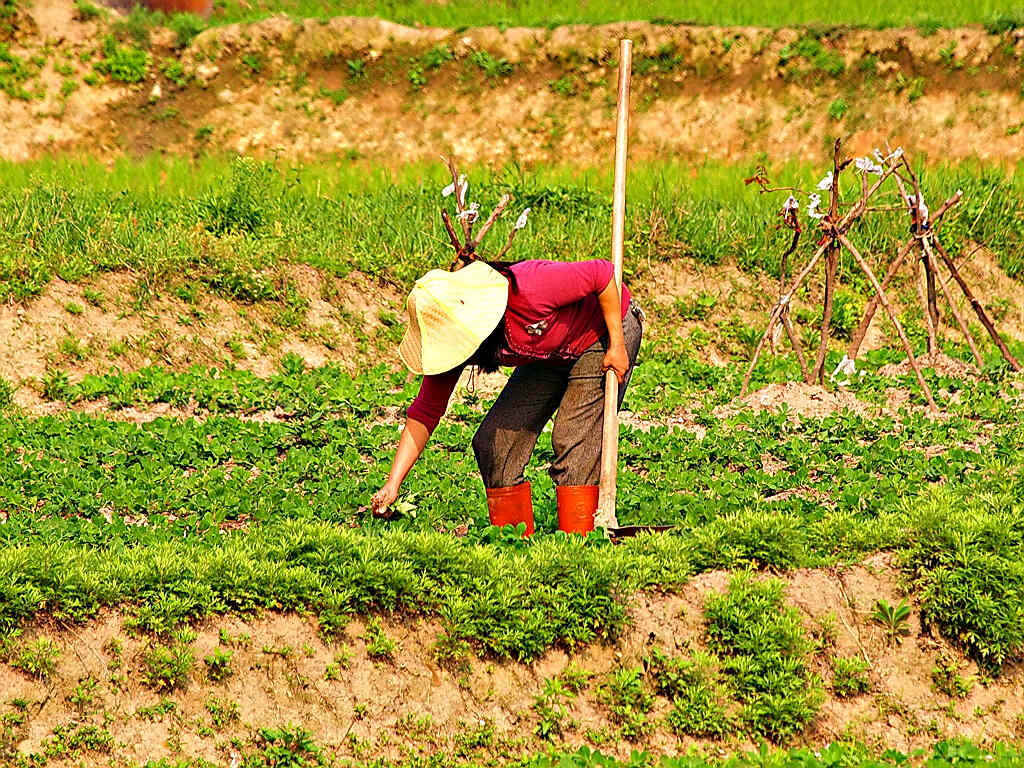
left=873, top=148, right=886, bottom=165
left=855, top=157, right=884, bottom=175
left=457, top=176, right=469, bottom=206
left=514, top=207, right=531, bottom=230
left=905, top=194, right=929, bottom=223
left=817, top=171, right=834, bottom=191
left=888, top=146, right=904, bottom=160
left=782, top=195, right=799, bottom=213
left=442, top=181, right=456, bottom=197
left=807, top=193, right=825, bottom=220
left=456, top=201, right=480, bottom=222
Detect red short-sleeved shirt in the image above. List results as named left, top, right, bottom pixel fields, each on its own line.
left=406, top=259, right=631, bottom=431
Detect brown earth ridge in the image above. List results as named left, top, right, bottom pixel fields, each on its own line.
left=2, top=0, right=1024, bottom=164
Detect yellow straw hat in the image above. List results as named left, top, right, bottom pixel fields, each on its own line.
left=399, top=261, right=510, bottom=375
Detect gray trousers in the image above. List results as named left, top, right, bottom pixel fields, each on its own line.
left=472, top=304, right=644, bottom=488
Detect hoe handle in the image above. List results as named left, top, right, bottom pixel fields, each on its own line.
left=596, top=39, right=632, bottom=530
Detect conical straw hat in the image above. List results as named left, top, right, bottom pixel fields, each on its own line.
left=399, top=261, right=509, bottom=375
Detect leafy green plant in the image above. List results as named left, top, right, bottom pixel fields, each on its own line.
left=362, top=616, right=396, bottom=659
left=72, top=0, right=104, bottom=21
left=468, top=50, right=512, bottom=80
left=828, top=98, right=849, bottom=121
left=204, top=647, right=233, bottom=682
left=247, top=725, right=329, bottom=767
left=205, top=696, right=240, bottom=729
left=95, top=35, right=151, bottom=83
left=598, top=666, right=654, bottom=741
left=871, top=598, right=912, bottom=644
left=704, top=575, right=823, bottom=742
left=831, top=655, right=871, bottom=697
left=142, top=643, right=194, bottom=692
left=11, top=638, right=61, bottom=680
left=931, top=652, right=974, bottom=699
left=0, top=377, right=13, bottom=410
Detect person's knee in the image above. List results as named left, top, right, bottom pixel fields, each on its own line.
left=472, top=422, right=496, bottom=467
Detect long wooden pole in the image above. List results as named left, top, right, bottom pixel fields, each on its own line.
left=596, top=39, right=632, bottom=531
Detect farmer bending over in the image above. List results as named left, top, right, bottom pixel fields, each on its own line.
left=371, top=258, right=643, bottom=534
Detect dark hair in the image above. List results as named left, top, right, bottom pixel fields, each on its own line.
left=467, top=260, right=518, bottom=373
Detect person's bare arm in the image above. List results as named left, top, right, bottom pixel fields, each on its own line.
left=597, top=276, right=629, bottom=384
left=371, top=417, right=431, bottom=517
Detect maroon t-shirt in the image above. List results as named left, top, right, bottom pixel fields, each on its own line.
left=406, top=259, right=631, bottom=432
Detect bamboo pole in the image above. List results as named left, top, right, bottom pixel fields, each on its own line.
left=596, top=39, right=632, bottom=531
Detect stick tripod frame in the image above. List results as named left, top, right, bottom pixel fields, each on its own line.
left=741, top=141, right=1021, bottom=415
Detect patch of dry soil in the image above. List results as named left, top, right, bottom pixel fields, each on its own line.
left=3, top=0, right=1024, bottom=164
left=3, top=554, right=1022, bottom=764
left=0, top=268, right=403, bottom=409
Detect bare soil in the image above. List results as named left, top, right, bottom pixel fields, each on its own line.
left=3, top=554, right=1022, bottom=764
left=2, top=0, right=1024, bottom=164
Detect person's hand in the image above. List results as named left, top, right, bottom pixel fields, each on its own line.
left=602, top=344, right=630, bottom=385
left=371, top=482, right=400, bottom=518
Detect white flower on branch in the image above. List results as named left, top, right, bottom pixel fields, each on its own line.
left=904, top=194, right=929, bottom=223
left=888, top=147, right=904, bottom=161
left=807, top=193, right=825, bottom=220
left=782, top=195, right=799, bottom=213
left=873, top=148, right=886, bottom=165
left=442, top=174, right=468, bottom=201
left=817, top=171, right=834, bottom=191
left=855, top=157, right=884, bottom=175
left=515, top=208, right=531, bottom=230
left=456, top=201, right=480, bottom=222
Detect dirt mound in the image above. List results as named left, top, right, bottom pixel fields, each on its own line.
left=0, top=267, right=403, bottom=409
left=3, top=554, right=1022, bottom=764
left=728, top=381, right=878, bottom=420
left=878, top=352, right=980, bottom=380
left=3, top=0, right=1024, bottom=163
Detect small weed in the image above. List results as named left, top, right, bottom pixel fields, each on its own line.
left=12, top=638, right=60, bottom=680
left=136, top=697, right=177, bottom=720
left=204, top=647, right=233, bottom=682
left=598, top=666, right=654, bottom=741
left=161, top=58, right=187, bottom=87
left=95, top=35, right=150, bottom=83
left=828, top=97, right=849, bottom=121
left=240, top=53, right=264, bottom=75
left=872, top=598, right=912, bottom=644
left=205, top=696, right=240, bottom=729
left=468, top=50, right=512, bottom=80
left=932, top=652, right=974, bottom=699
left=832, top=655, right=871, bottom=698
left=0, top=377, right=13, bottom=410
left=362, top=616, right=396, bottom=659
left=67, top=676, right=99, bottom=711
left=346, top=58, right=366, bottom=78
left=64, top=301, right=84, bottom=316
left=549, top=75, right=577, bottom=97
left=141, top=643, right=194, bottom=692
left=73, top=0, right=104, bottom=21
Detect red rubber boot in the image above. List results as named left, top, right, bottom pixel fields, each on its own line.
left=556, top=485, right=598, bottom=535
left=485, top=482, right=534, bottom=537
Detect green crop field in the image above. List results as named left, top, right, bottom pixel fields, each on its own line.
left=199, top=0, right=1024, bottom=34
left=2, top=155, right=1024, bottom=765
left=3, top=0, right=1024, bottom=748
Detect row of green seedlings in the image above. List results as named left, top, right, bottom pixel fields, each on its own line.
left=530, top=580, right=987, bottom=747
left=532, top=576, right=827, bottom=745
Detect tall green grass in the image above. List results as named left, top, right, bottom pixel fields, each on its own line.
left=1, top=154, right=1021, bottom=303
left=208, top=0, right=1024, bottom=32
